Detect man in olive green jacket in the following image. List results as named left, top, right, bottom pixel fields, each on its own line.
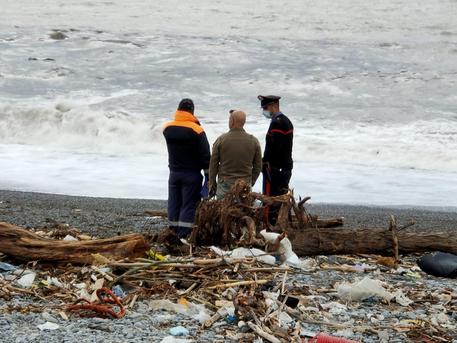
left=209, top=110, right=262, bottom=199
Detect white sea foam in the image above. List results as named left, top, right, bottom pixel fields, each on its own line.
left=1, top=104, right=455, bottom=173
left=0, top=104, right=167, bottom=154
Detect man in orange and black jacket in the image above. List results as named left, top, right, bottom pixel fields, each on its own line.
left=163, top=99, right=210, bottom=238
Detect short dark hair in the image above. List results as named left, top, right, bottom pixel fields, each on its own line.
left=178, top=98, right=194, bottom=113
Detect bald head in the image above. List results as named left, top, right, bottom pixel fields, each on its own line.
left=229, top=110, right=246, bottom=129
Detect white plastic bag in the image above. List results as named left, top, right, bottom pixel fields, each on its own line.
left=149, top=299, right=210, bottom=323
left=210, top=246, right=276, bottom=265
left=337, top=277, right=393, bottom=302
left=17, top=272, right=36, bottom=288
left=260, top=230, right=301, bottom=267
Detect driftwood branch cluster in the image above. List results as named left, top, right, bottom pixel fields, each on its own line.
left=190, top=179, right=343, bottom=249
left=191, top=180, right=457, bottom=258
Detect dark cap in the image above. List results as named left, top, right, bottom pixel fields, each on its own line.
left=258, top=95, right=281, bottom=108
left=178, top=98, right=194, bottom=113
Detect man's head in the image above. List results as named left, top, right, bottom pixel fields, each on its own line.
left=258, top=95, right=281, bottom=118
left=229, top=110, right=246, bottom=129
left=178, top=98, right=195, bottom=114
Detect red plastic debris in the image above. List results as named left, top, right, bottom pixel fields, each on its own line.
left=67, top=287, right=125, bottom=319
left=308, top=333, right=360, bottom=343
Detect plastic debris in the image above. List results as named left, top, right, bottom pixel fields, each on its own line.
left=149, top=299, right=210, bottom=323
left=160, top=336, right=193, bottom=343
left=405, top=271, right=422, bottom=279
left=321, top=302, right=348, bottom=315
left=0, top=262, right=16, bottom=272
left=147, top=248, right=167, bottom=261
left=417, top=252, right=457, bottom=278
left=260, top=230, right=300, bottom=265
left=225, top=314, right=237, bottom=324
left=307, top=333, right=359, bottom=342
left=353, top=264, right=369, bottom=273
left=63, top=234, right=78, bottom=241
left=46, top=276, right=64, bottom=288
left=67, top=287, right=125, bottom=319
left=393, top=290, right=413, bottom=306
left=17, top=272, right=36, bottom=288
left=337, top=277, right=393, bottom=302
left=169, top=326, right=189, bottom=336
left=210, top=246, right=276, bottom=265
left=112, top=285, right=125, bottom=298
left=37, top=322, right=60, bottom=331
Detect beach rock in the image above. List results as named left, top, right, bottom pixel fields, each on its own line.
left=49, top=31, right=67, bottom=40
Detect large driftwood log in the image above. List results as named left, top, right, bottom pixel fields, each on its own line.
left=290, top=226, right=457, bottom=256
left=192, top=180, right=457, bottom=257
left=0, top=222, right=149, bottom=264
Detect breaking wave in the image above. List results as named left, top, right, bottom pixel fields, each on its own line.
left=0, top=103, right=167, bottom=154
left=1, top=103, right=456, bottom=173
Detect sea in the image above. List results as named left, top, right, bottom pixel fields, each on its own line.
left=0, top=0, right=456, bottom=208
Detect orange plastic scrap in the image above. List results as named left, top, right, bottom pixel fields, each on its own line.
left=67, top=287, right=125, bottom=319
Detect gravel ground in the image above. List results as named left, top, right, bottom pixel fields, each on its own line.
left=1, top=190, right=456, bottom=237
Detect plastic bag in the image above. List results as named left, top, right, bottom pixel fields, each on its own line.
left=337, top=277, right=393, bottom=302
left=417, top=252, right=457, bottom=278
left=210, top=246, right=276, bottom=265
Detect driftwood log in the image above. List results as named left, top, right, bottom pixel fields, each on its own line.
left=192, top=180, right=457, bottom=257
left=290, top=225, right=457, bottom=256
left=0, top=222, right=149, bottom=264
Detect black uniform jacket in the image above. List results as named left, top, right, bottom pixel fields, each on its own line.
left=263, top=113, right=293, bottom=170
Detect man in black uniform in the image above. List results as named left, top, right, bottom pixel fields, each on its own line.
left=258, top=95, right=294, bottom=225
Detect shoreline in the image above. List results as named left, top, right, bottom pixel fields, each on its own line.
left=1, top=189, right=456, bottom=237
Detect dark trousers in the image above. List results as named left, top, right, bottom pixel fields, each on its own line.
left=168, top=170, right=203, bottom=238
left=262, top=167, right=292, bottom=225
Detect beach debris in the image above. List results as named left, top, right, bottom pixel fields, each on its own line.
left=417, top=251, right=457, bottom=278
left=37, top=322, right=60, bottom=331
left=17, top=272, right=36, bottom=288
left=112, top=285, right=125, bottom=298
left=169, top=326, right=189, bottom=336
left=149, top=299, right=210, bottom=324
left=160, top=336, right=193, bottom=343
left=66, top=287, right=125, bottom=319
left=0, top=262, right=16, bottom=272
left=0, top=221, right=149, bottom=264
left=337, top=277, right=393, bottom=302
left=190, top=180, right=457, bottom=260
left=1, top=222, right=456, bottom=342
left=46, top=276, right=64, bottom=288
left=63, top=234, right=78, bottom=241
left=306, top=333, right=359, bottom=343
left=210, top=246, right=276, bottom=265
left=392, top=290, right=414, bottom=307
